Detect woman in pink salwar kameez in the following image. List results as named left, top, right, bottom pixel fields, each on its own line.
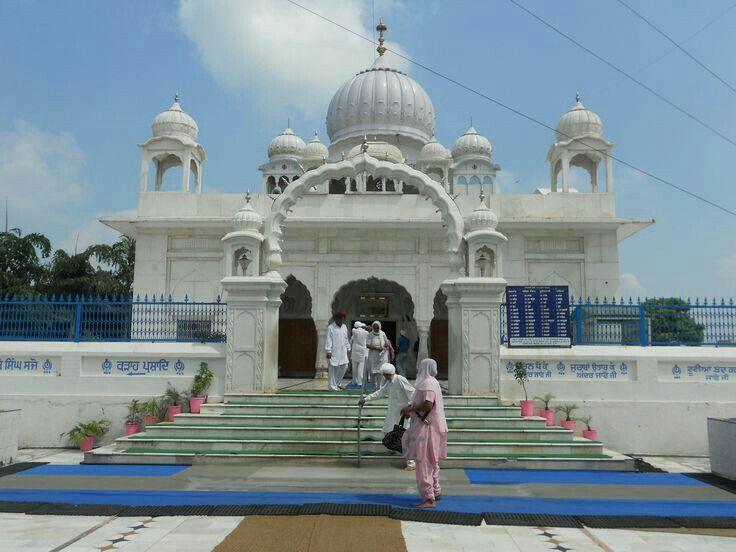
left=401, top=358, right=448, bottom=508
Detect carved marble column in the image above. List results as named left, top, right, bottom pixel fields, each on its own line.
left=314, top=319, right=329, bottom=379
left=441, top=277, right=506, bottom=396
left=415, top=322, right=431, bottom=371
left=221, top=274, right=286, bottom=393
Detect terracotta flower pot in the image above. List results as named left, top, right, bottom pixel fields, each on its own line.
left=560, top=419, right=575, bottom=431
left=583, top=429, right=598, bottom=441
left=125, top=423, right=141, bottom=436
left=520, top=400, right=535, bottom=417
left=167, top=405, right=182, bottom=422
left=144, top=414, right=158, bottom=427
left=189, top=396, right=206, bottom=414
left=80, top=436, right=94, bottom=452
left=539, top=408, right=554, bottom=426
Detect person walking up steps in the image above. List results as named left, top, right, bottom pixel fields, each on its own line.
left=358, top=363, right=416, bottom=471
left=401, top=358, right=448, bottom=508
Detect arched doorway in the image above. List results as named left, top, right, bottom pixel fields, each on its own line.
left=430, top=289, right=449, bottom=379
left=332, top=278, right=417, bottom=374
left=278, top=275, right=317, bottom=377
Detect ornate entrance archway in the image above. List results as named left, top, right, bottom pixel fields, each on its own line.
left=278, top=275, right=316, bottom=378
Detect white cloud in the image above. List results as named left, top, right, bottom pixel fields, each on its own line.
left=58, top=209, right=137, bottom=255
left=618, top=272, right=647, bottom=299
left=177, top=0, right=410, bottom=115
left=0, top=120, right=86, bottom=230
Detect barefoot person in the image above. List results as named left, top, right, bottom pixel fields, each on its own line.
left=401, top=358, right=448, bottom=508
left=358, top=363, right=416, bottom=470
left=325, top=311, right=351, bottom=391
left=365, top=321, right=387, bottom=389
left=351, top=321, right=369, bottom=387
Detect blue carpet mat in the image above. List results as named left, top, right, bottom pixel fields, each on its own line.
left=464, top=469, right=706, bottom=487
left=1, top=489, right=735, bottom=517
left=17, top=465, right=189, bottom=477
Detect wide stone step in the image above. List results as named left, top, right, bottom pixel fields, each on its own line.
left=144, top=424, right=575, bottom=442
left=203, top=403, right=522, bottom=417
left=171, top=413, right=550, bottom=429
left=117, top=435, right=602, bottom=456
left=224, top=392, right=503, bottom=407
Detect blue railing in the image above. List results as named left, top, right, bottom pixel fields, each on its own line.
left=501, top=297, right=736, bottom=347
left=0, top=294, right=227, bottom=342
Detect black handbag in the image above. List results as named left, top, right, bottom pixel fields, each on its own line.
left=382, top=416, right=407, bottom=452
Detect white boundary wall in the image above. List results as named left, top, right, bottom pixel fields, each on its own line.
left=502, top=346, right=736, bottom=456
left=2, top=341, right=735, bottom=455
left=0, top=342, right=225, bottom=448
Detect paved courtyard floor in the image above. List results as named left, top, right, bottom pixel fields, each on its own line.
left=0, top=448, right=733, bottom=551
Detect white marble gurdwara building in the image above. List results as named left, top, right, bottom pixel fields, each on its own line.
left=103, top=29, right=651, bottom=390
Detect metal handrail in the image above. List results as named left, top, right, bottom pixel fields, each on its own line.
left=357, top=359, right=369, bottom=467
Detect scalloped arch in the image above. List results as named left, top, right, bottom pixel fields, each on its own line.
left=264, top=155, right=465, bottom=273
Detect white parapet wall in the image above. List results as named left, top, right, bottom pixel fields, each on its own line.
left=501, top=346, right=736, bottom=456
left=0, top=341, right=225, bottom=448
left=0, top=409, right=21, bottom=465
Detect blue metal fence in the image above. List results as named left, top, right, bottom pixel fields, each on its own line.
left=0, top=294, right=227, bottom=342
left=501, top=297, right=736, bottom=347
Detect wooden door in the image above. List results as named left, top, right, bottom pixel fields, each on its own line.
left=430, top=319, right=448, bottom=379
left=278, top=319, right=317, bottom=378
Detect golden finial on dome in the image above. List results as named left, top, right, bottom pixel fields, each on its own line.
left=376, top=17, right=387, bottom=56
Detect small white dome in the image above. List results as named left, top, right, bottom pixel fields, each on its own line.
left=417, top=135, right=451, bottom=163
left=327, top=56, right=435, bottom=145
left=232, top=193, right=263, bottom=232
left=347, top=140, right=404, bottom=163
left=152, top=98, right=198, bottom=140
left=301, top=131, right=329, bottom=162
left=469, top=200, right=498, bottom=231
left=268, top=127, right=306, bottom=159
left=555, top=96, right=603, bottom=141
left=452, top=126, right=492, bottom=159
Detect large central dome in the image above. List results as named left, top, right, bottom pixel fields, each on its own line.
left=326, top=55, right=435, bottom=145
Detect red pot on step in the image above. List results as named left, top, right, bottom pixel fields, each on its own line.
left=520, top=400, right=535, bottom=417
left=167, top=405, right=182, bottom=422
left=583, top=429, right=598, bottom=440
left=539, top=408, right=555, bottom=426
left=124, top=423, right=141, bottom=436
left=560, top=419, right=575, bottom=431
left=144, top=414, right=158, bottom=427
left=80, top=436, right=94, bottom=452
left=189, top=396, right=205, bottom=414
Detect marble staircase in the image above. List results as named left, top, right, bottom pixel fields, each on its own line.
left=85, top=391, right=634, bottom=470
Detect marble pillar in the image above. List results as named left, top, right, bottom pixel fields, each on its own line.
left=314, top=319, right=329, bottom=379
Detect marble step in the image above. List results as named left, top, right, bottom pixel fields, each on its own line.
left=224, top=392, right=503, bottom=406
left=86, top=446, right=634, bottom=471
left=115, top=435, right=602, bottom=456
left=202, top=403, right=523, bottom=417
left=144, top=423, right=575, bottom=442
left=170, top=413, right=550, bottom=429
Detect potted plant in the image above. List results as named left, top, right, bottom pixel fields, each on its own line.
left=578, top=414, right=598, bottom=440
left=513, top=361, right=534, bottom=416
left=125, top=399, right=143, bottom=435
left=555, top=403, right=579, bottom=431
left=189, top=362, right=214, bottom=414
left=64, top=419, right=111, bottom=452
left=534, top=393, right=555, bottom=426
left=163, top=384, right=186, bottom=422
left=142, top=397, right=161, bottom=427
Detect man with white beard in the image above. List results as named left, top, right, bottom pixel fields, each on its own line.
left=351, top=321, right=369, bottom=387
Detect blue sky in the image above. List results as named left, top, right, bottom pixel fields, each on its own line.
left=1, top=0, right=735, bottom=298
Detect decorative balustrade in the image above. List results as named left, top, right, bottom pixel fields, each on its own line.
left=501, top=296, right=736, bottom=347
left=0, top=294, right=227, bottom=342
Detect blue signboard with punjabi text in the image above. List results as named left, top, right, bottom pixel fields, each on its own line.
left=505, top=285, right=571, bottom=348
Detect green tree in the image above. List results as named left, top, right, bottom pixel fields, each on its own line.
left=88, top=236, right=135, bottom=296
left=0, top=228, right=52, bottom=295
left=643, top=297, right=704, bottom=344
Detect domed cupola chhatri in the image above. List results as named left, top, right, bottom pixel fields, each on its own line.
left=325, top=19, right=435, bottom=163
left=222, top=192, right=265, bottom=278
left=464, top=189, right=507, bottom=278
left=451, top=122, right=500, bottom=195
left=417, top=134, right=452, bottom=189
left=301, top=131, right=329, bottom=169
left=139, top=94, right=206, bottom=193
left=268, top=127, right=306, bottom=160
left=260, top=123, right=307, bottom=194
left=547, top=93, right=614, bottom=194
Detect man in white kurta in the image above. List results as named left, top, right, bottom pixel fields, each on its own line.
left=325, top=311, right=351, bottom=391
left=351, top=321, right=369, bottom=387
left=359, top=363, right=416, bottom=470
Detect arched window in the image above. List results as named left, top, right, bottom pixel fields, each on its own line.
left=469, top=175, right=481, bottom=185
left=457, top=176, right=467, bottom=186
left=329, top=178, right=346, bottom=194
left=483, top=176, right=492, bottom=186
